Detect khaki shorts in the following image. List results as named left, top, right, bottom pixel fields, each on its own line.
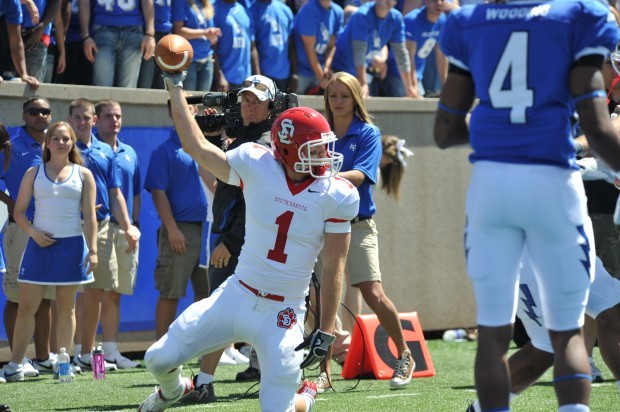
left=155, top=222, right=208, bottom=299
left=3, top=222, right=55, bottom=302
left=82, top=219, right=118, bottom=291
left=313, top=218, right=381, bottom=286
left=110, top=222, right=139, bottom=295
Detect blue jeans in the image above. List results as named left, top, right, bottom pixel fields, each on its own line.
left=184, top=58, right=214, bottom=92
left=137, top=31, right=167, bottom=89
left=92, top=24, right=143, bottom=88
left=25, top=41, right=47, bottom=82
left=296, top=74, right=318, bottom=95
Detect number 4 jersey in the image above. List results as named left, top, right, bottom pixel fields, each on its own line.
left=439, top=0, right=619, bottom=169
left=225, top=142, right=360, bottom=298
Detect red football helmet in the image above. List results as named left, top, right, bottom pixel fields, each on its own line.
left=271, top=107, right=343, bottom=178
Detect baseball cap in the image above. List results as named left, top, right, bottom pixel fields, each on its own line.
left=238, top=75, right=277, bottom=102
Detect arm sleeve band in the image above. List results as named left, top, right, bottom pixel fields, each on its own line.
left=448, top=63, right=472, bottom=77
left=437, top=102, right=468, bottom=116
left=573, top=54, right=605, bottom=68
left=390, top=41, right=411, bottom=74
left=573, top=89, right=606, bottom=104
left=353, top=40, right=368, bottom=69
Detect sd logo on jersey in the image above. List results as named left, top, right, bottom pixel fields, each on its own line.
left=276, top=307, right=297, bottom=329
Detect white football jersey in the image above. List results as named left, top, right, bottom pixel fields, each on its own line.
left=226, top=143, right=360, bottom=298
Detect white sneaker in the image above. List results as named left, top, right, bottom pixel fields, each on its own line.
left=225, top=347, right=249, bottom=365
left=105, top=350, right=142, bottom=369
left=218, top=351, right=236, bottom=366
left=390, top=349, right=415, bottom=389
left=21, top=358, right=40, bottom=378
left=1, top=362, right=24, bottom=382
left=138, top=377, right=194, bottom=411
left=0, top=376, right=5, bottom=383
left=32, top=357, right=56, bottom=374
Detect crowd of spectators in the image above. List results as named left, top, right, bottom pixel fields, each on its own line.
left=0, top=0, right=478, bottom=96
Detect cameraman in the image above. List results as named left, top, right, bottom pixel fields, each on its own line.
left=184, top=75, right=277, bottom=404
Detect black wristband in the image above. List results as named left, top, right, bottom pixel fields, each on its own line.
left=133, top=221, right=140, bottom=229
left=82, top=35, right=91, bottom=41
left=144, top=33, right=155, bottom=38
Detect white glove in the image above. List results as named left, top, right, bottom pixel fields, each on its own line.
left=162, top=71, right=187, bottom=89
left=295, top=329, right=335, bottom=369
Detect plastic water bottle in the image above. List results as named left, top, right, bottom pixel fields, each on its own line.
left=92, top=345, right=105, bottom=380
left=442, top=329, right=467, bottom=342
left=58, top=347, right=72, bottom=383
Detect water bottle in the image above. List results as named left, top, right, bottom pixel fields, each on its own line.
left=442, top=329, right=467, bottom=342
left=57, top=347, right=72, bottom=383
left=92, top=345, right=105, bottom=380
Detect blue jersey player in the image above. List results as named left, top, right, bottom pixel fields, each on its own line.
left=434, top=1, right=620, bottom=411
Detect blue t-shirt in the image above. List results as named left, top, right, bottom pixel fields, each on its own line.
left=144, top=130, right=207, bottom=222
left=334, top=117, right=381, bottom=217
left=0, top=127, right=43, bottom=220
left=171, top=0, right=215, bottom=60
left=154, top=0, right=173, bottom=33
left=293, top=0, right=343, bottom=77
left=21, top=0, right=52, bottom=35
left=250, top=0, right=294, bottom=81
left=78, top=135, right=121, bottom=221
left=440, top=0, right=619, bottom=169
left=65, top=0, right=82, bottom=44
left=111, top=139, right=141, bottom=224
left=93, top=0, right=144, bottom=26
left=213, top=0, right=253, bottom=85
left=332, top=2, right=405, bottom=75
left=1, top=0, right=22, bottom=24
left=404, top=6, right=445, bottom=81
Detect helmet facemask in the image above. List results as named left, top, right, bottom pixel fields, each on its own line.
left=294, top=131, right=343, bottom=179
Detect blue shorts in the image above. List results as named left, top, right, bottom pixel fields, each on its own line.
left=19, top=236, right=94, bottom=285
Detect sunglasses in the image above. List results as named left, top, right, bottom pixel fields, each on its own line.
left=242, top=79, right=271, bottom=93
left=25, top=108, right=52, bottom=116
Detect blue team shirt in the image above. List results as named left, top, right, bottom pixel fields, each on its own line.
left=293, top=0, right=344, bottom=77
left=1, top=0, right=22, bottom=24
left=172, top=0, right=215, bottom=60
left=154, top=0, right=173, bottom=33
left=0, top=127, right=43, bottom=220
left=250, top=0, right=294, bottom=81
left=332, top=2, right=405, bottom=75
left=78, top=135, right=121, bottom=221
left=111, top=139, right=141, bottom=224
left=65, top=0, right=82, bottom=44
left=21, top=0, right=52, bottom=35
left=404, top=6, right=445, bottom=80
left=213, top=0, right=253, bottom=85
left=93, top=0, right=144, bottom=26
left=439, top=0, right=619, bottom=169
left=334, top=116, right=381, bottom=218
left=144, top=130, right=207, bottom=222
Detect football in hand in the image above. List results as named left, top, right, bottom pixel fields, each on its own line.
left=154, top=34, right=193, bottom=73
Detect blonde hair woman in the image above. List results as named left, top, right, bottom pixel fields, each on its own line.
left=315, top=72, right=415, bottom=391
left=2, top=122, right=97, bottom=382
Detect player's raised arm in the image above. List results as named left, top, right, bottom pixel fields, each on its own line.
left=572, top=63, right=620, bottom=170
left=164, top=74, right=231, bottom=184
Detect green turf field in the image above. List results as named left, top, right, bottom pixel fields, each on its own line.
left=0, top=340, right=616, bottom=411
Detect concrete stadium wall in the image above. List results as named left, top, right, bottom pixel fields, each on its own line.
left=0, top=82, right=476, bottom=332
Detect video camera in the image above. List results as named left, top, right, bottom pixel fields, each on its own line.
left=187, top=90, right=299, bottom=136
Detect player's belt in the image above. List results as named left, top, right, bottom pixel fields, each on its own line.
left=351, top=216, right=371, bottom=224
left=239, top=280, right=285, bottom=302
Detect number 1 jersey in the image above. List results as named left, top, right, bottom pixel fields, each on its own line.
left=226, top=143, right=360, bottom=298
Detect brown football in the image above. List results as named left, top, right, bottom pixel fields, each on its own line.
left=154, top=34, right=194, bottom=73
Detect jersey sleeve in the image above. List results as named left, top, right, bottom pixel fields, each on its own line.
left=296, top=6, right=317, bottom=37
left=390, top=11, right=406, bottom=43
left=573, top=1, right=619, bottom=60
left=225, top=142, right=269, bottom=186
left=324, top=179, right=360, bottom=233
left=350, top=12, right=371, bottom=42
left=438, top=10, right=469, bottom=71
